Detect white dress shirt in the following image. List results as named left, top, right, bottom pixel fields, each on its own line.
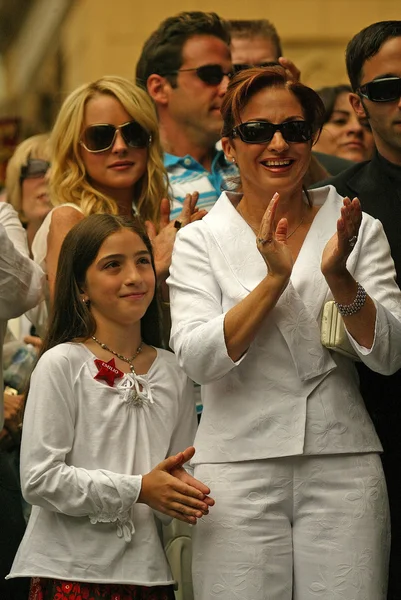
left=8, top=343, right=197, bottom=585
left=168, top=186, right=401, bottom=464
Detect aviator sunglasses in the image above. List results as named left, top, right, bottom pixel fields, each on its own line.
left=162, top=64, right=234, bottom=86
left=358, top=76, right=401, bottom=102
left=20, top=158, right=50, bottom=183
left=231, top=120, right=313, bottom=144
left=80, top=121, right=152, bottom=153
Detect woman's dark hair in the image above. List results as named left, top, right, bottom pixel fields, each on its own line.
left=315, top=84, right=352, bottom=123
left=346, top=21, right=401, bottom=91
left=41, top=214, right=162, bottom=357
left=221, top=65, right=325, bottom=139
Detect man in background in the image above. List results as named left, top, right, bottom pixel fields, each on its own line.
left=136, top=11, right=237, bottom=219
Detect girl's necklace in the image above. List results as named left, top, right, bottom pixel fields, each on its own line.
left=91, top=336, right=153, bottom=408
left=238, top=204, right=306, bottom=240
left=91, top=335, right=143, bottom=374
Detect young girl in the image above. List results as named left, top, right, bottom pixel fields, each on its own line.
left=8, top=214, right=212, bottom=600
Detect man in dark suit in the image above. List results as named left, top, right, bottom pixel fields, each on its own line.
left=314, top=21, right=401, bottom=600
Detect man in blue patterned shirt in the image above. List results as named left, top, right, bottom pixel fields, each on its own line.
left=136, top=11, right=238, bottom=219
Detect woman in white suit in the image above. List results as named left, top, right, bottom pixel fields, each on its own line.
left=167, top=66, right=401, bottom=600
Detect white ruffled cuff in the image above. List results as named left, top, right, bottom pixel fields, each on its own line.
left=89, top=510, right=135, bottom=542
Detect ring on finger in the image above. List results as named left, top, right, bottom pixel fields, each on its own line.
left=257, top=237, right=272, bottom=245
left=348, top=235, right=358, bottom=248
left=174, top=220, right=182, bottom=230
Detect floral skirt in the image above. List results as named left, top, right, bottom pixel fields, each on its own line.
left=29, top=577, right=176, bottom=600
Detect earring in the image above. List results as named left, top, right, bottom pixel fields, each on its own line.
left=82, top=297, right=89, bottom=306
left=231, top=158, right=236, bottom=163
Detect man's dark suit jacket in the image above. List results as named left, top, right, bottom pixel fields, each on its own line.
left=313, top=152, right=401, bottom=599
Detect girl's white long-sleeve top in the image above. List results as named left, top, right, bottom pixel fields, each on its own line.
left=167, top=186, right=401, bottom=464
left=8, top=343, right=197, bottom=585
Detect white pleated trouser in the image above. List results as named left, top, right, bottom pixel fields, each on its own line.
left=192, top=453, right=390, bottom=600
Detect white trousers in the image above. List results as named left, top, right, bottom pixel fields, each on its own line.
left=192, top=454, right=390, bottom=600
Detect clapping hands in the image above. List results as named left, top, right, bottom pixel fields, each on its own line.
left=321, top=197, right=362, bottom=278
left=146, top=193, right=207, bottom=283
left=256, top=192, right=293, bottom=282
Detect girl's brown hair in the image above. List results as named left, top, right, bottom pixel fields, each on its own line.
left=40, top=214, right=162, bottom=359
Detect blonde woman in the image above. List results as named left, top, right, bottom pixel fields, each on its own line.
left=5, top=134, right=51, bottom=254
left=33, top=76, right=202, bottom=300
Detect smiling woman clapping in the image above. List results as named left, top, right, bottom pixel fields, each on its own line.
left=167, top=66, right=401, bottom=600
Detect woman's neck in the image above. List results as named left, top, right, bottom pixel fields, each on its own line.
left=239, top=186, right=307, bottom=231
left=93, top=183, right=135, bottom=216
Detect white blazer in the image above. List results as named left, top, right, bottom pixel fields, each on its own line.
left=168, top=186, right=401, bottom=464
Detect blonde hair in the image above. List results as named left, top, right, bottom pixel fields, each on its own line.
left=50, top=76, right=168, bottom=224
left=5, top=134, right=50, bottom=221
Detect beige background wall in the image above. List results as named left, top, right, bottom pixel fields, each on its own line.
left=1, top=0, right=401, bottom=133
left=60, top=0, right=401, bottom=90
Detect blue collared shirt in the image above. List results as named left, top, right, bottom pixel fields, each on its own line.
left=164, top=150, right=238, bottom=219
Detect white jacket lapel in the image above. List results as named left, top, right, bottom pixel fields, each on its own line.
left=204, top=191, right=336, bottom=382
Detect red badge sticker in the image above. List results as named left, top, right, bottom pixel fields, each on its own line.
left=94, top=358, right=124, bottom=387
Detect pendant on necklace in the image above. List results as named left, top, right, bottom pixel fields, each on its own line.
left=125, top=388, right=143, bottom=407
left=117, top=375, right=145, bottom=407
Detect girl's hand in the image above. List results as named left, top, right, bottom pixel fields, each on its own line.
left=170, top=446, right=215, bottom=508
left=145, top=193, right=207, bottom=284
left=321, top=197, right=362, bottom=278
left=138, top=449, right=212, bottom=524
left=256, top=192, right=293, bottom=281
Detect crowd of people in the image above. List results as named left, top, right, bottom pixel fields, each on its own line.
left=0, top=12, right=401, bottom=600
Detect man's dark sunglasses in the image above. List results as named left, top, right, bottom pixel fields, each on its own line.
left=231, top=120, right=313, bottom=144
left=233, top=61, right=279, bottom=74
left=80, top=121, right=151, bottom=153
left=163, top=64, right=234, bottom=86
left=358, top=76, right=401, bottom=102
left=20, top=158, right=50, bottom=183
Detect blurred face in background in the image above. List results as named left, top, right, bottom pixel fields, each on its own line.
left=231, top=35, right=279, bottom=70
left=20, top=158, right=51, bottom=225
left=314, top=91, right=375, bottom=162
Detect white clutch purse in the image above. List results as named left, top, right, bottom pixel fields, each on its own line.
left=320, top=301, right=360, bottom=361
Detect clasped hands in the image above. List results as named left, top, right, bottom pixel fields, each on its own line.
left=256, top=192, right=362, bottom=281
left=138, top=446, right=214, bottom=525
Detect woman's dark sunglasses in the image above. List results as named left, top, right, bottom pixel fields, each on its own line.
left=231, top=120, right=313, bottom=144
left=80, top=121, right=152, bottom=153
left=358, top=76, right=401, bottom=102
left=20, top=159, right=50, bottom=183
left=163, top=64, right=234, bottom=86
left=233, top=61, right=279, bottom=74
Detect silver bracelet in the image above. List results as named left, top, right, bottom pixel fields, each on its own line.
left=335, top=282, right=367, bottom=317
